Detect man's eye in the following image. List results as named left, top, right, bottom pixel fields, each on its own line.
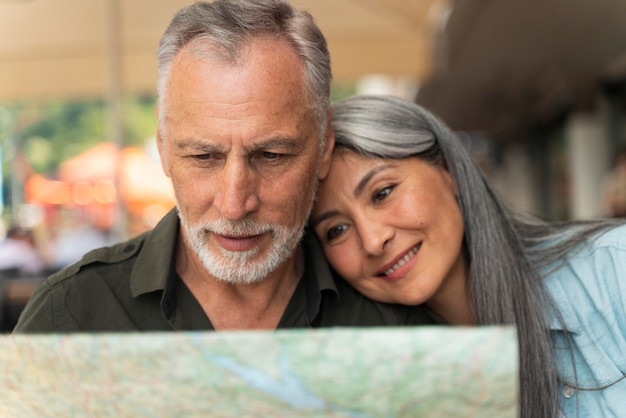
left=261, top=151, right=279, bottom=160
left=194, top=153, right=215, bottom=161
left=327, top=224, right=347, bottom=241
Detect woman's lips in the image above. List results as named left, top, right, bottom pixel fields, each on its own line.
left=376, top=243, right=421, bottom=281
left=213, top=233, right=265, bottom=252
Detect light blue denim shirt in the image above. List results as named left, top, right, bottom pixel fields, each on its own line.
left=543, top=225, right=626, bottom=417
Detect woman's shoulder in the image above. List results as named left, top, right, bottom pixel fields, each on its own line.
left=545, top=223, right=626, bottom=288
left=545, top=223, right=626, bottom=264
left=546, top=224, right=626, bottom=416
left=542, top=224, right=626, bottom=334
left=588, top=223, right=626, bottom=248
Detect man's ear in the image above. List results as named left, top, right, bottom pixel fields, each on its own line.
left=155, top=107, right=171, bottom=178
left=318, top=111, right=335, bottom=180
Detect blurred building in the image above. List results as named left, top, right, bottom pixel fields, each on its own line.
left=2, top=0, right=626, bottom=223
left=416, top=0, right=626, bottom=220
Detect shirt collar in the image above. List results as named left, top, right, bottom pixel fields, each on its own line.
left=129, top=210, right=340, bottom=325
left=301, top=229, right=339, bottom=322
left=130, top=208, right=179, bottom=298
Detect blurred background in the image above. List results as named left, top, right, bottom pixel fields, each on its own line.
left=1, top=0, right=626, bottom=328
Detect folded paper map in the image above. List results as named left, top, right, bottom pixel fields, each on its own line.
left=1, top=326, right=517, bottom=417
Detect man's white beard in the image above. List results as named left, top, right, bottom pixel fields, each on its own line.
left=179, top=213, right=307, bottom=285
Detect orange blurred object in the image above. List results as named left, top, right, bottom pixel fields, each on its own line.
left=26, top=142, right=175, bottom=233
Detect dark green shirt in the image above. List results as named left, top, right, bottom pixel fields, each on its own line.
left=13, top=209, right=434, bottom=333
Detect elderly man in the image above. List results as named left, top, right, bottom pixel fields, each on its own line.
left=14, top=0, right=431, bottom=332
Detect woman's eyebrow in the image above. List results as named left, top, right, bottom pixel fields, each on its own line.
left=310, top=164, right=394, bottom=228
left=310, top=210, right=340, bottom=229
left=354, top=164, right=393, bottom=198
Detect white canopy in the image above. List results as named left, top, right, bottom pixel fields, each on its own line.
left=0, top=0, right=445, bottom=102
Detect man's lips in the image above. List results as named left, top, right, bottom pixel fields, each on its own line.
left=212, top=233, right=265, bottom=252
left=376, top=243, right=421, bottom=278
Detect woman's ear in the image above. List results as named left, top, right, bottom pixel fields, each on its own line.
left=440, top=156, right=459, bottom=196
left=440, top=155, right=450, bottom=171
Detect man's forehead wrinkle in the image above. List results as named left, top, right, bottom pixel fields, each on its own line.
left=172, top=131, right=301, bottom=153
left=188, top=96, right=287, bottom=117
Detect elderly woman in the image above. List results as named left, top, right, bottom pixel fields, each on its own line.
left=312, top=95, right=626, bottom=418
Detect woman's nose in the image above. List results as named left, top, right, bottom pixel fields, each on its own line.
left=357, top=219, right=394, bottom=256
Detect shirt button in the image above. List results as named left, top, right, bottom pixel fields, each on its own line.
left=562, top=385, right=576, bottom=399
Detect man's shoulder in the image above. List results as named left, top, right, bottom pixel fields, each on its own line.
left=13, top=228, right=172, bottom=333
left=47, top=232, right=147, bottom=287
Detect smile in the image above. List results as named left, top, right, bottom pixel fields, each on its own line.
left=382, top=244, right=421, bottom=277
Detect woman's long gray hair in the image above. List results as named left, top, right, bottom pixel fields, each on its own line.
left=332, top=94, right=623, bottom=418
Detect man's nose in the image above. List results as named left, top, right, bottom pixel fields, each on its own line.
left=214, top=158, right=260, bottom=221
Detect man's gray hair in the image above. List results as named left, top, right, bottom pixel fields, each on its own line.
left=156, top=0, right=332, bottom=139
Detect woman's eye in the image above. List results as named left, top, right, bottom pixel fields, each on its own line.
left=326, top=224, right=347, bottom=241
left=373, top=185, right=393, bottom=203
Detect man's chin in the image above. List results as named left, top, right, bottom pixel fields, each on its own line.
left=179, top=210, right=309, bottom=285
left=201, top=252, right=282, bottom=285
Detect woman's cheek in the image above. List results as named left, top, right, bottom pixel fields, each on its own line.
left=326, top=247, right=356, bottom=278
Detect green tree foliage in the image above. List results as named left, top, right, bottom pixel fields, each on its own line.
left=11, top=95, right=158, bottom=176
left=7, top=81, right=356, bottom=178
left=331, top=81, right=357, bottom=102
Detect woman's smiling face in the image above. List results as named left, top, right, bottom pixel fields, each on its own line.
left=311, top=148, right=467, bottom=306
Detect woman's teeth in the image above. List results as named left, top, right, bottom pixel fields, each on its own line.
left=383, top=244, right=420, bottom=276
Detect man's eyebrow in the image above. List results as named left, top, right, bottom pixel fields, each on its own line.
left=354, top=164, right=393, bottom=198
left=247, top=137, right=301, bottom=152
left=175, top=139, right=222, bottom=152
left=174, top=137, right=300, bottom=153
